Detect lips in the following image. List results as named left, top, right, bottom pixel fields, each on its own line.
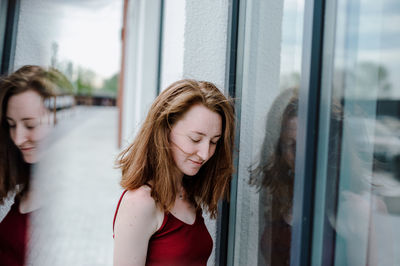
left=189, top=159, right=203, bottom=165
left=20, top=147, right=35, bottom=152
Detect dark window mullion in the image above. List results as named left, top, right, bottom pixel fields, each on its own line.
left=156, top=0, right=164, bottom=95
left=0, top=1, right=8, bottom=67
left=216, top=0, right=241, bottom=265
left=1, top=0, right=20, bottom=75
left=290, top=0, right=326, bottom=265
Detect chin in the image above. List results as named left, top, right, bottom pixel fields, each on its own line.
left=23, top=155, right=37, bottom=164
left=183, top=169, right=201, bottom=176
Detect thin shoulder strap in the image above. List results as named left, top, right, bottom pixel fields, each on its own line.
left=113, top=189, right=128, bottom=238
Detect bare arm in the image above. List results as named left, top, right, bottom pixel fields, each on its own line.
left=113, top=187, right=163, bottom=266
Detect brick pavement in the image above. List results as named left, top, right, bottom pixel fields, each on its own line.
left=26, top=106, right=123, bottom=266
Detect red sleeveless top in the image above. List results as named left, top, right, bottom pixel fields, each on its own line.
left=0, top=200, right=28, bottom=266
left=113, top=190, right=213, bottom=266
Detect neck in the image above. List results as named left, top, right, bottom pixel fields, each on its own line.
left=177, top=183, right=186, bottom=200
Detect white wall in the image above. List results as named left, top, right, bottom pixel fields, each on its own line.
left=159, top=0, right=185, bottom=90
left=183, top=0, right=229, bottom=89
left=160, top=0, right=229, bottom=90
left=13, top=0, right=61, bottom=69
left=121, top=0, right=161, bottom=144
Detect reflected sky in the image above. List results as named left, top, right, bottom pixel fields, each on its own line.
left=280, top=0, right=304, bottom=77
left=38, top=0, right=123, bottom=79
left=337, top=0, right=400, bottom=99
left=279, top=0, right=400, bottom=99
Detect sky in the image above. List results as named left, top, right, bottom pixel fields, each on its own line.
left=278, top=0, right=400, bottom=99
left=50, top=0, right=123, bottom=80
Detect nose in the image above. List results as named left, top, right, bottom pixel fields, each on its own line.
left=197, top=141, right=211, bottom=161
left=12, top=125, right=28, bottom=146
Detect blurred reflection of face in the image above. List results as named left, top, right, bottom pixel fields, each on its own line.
left=169, top=104, right=222, bottom=177
left=281, top=117, right=297, bottom=170
left=6, top=90, right=51, bottom=164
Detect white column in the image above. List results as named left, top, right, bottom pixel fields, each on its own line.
left=121, top=0, right=161, bottom=144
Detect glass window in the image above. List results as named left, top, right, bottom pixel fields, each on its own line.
left=231, top=0, right=305, bottom=265
left=312, top=0, right=400, bottom=265
left=6, top=1, right=124, bottom=264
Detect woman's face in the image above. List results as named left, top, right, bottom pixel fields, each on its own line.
left=280, top=117, right=297, bottom=170
left=169, top=104, right=222, bottom=177
left=6, top=90, right=51, bottom=164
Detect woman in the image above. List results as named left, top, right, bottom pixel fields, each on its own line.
left=249, top=89, right=298, bottom=266
left=0, top=65, right=55, bottom=266
left=113, top=79, right=235, bottom=265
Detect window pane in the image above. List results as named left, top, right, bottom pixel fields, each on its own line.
left=313, top=0, right=400, bottom=265
left=232, top=0, right=304, bottom=265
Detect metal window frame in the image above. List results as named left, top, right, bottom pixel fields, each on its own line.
left=1, top=0, right=20, bottom=75
left=155, top=0, right=164, bottom=95
left=216, top=0, right=240, bottom=265
left=290, top=0, right=326, bottom=265
left=0, top=1, right=8, bottom=66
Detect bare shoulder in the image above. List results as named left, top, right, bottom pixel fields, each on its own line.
left=117, top=185, right=163, bottom=233
left=114, top=185, right=163, bottom=265
left=122, top=185, right=155, bottom=209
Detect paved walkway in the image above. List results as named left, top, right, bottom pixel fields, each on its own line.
left=27, top=106, right=123, bottom=266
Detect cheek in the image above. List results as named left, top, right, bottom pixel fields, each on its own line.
left=170, top=145, right=180, bottom=162
left=32, top=124, right=51, bottom=142
left=210, top=145, right=217, bottom=157
left=170, top=143, right=186, bottom=167
left=9, top=128, right=17, bottom=143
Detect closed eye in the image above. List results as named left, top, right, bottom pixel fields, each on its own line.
left=189, top=137, right=201, bottom=143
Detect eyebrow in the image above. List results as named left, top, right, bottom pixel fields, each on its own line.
left=191, top=131, right=221, bottom=138
left=6, top=117, right=36, bottom=121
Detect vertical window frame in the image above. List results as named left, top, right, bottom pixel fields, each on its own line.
left=1, top=0, right=20, bottom=75
left=216, top=0, right=241, bottom=265
left=290, top=0, right=326, bottom=265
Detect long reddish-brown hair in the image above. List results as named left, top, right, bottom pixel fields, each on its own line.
left=117, top=79, right=235, bottom=218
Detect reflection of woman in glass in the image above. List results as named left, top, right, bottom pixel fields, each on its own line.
left=0, top=65, right=54, bottom=265
left=113, top=79, right=235, bottom=265
left=250, top=88, right=298, bottom=266
left=252, top=88, right=389, bottom=266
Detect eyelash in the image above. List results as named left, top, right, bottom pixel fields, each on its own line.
left=7, top=124, right=36, bottom=130
left=190, top=138, right=218, bottom=145
left=190, top=138, right=201, bottom=143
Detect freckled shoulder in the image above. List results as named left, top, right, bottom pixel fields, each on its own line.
left=114, top=186, right=164, bottom=265
left=119, top=185, right=164, bottom=233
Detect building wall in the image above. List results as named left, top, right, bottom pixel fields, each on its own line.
left=120, top=0, right=161, bottom=144
left=182, top=0, right=229, bottom=89
left=159, top=0, right=185, bottom=90
left=13, top=0, right=61, bottom=69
